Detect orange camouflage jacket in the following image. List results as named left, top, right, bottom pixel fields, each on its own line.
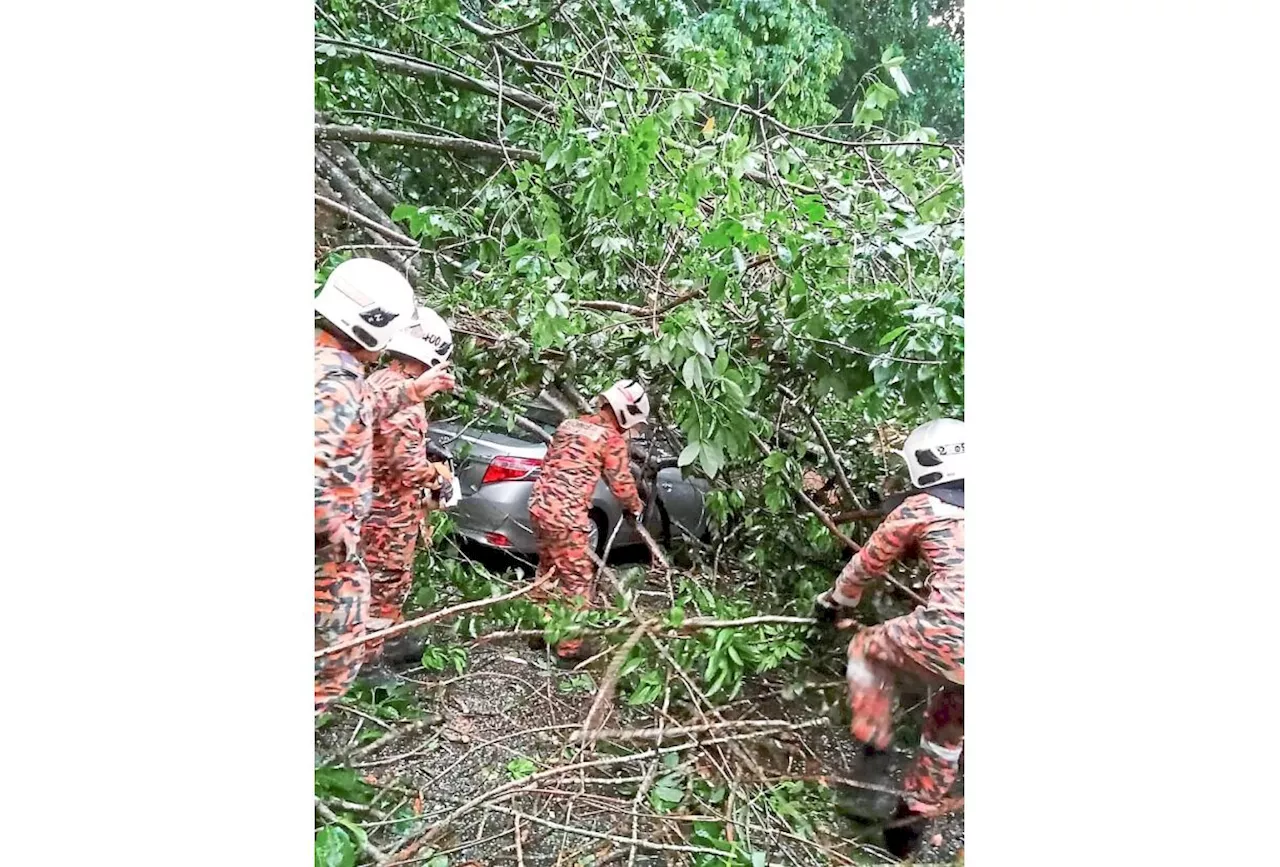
left=314, top=330, right=426, bottom=562
left=314, top=330, right=373, bottom=561
left=363, top=364, right=438, bottom=572
left=834, top=490, right=965, bottom=683
left=528, top=411, right=642, bottom=531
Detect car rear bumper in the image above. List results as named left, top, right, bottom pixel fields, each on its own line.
left=449, top=482, right=540, bottom=554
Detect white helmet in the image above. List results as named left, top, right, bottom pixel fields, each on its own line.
left=601, top=380, right=650, bottom=429
left=902, top=418, right=965, bottom=488
left=315, top=258, right=416, bottom=352
left=387, top=305, right=453, bottom=369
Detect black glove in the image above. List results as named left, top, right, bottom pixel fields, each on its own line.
left=813, top=590, right=840, bottom=625
left=435, top=476, right=455, bottom=505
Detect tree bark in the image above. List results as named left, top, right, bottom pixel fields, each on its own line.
left=316, top=37, right=555, bottom=119
left=318, top=139, right=400, bottom=213
left=317, top=123, right=539, bottom=163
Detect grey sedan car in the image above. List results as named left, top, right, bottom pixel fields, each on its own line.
left=426, top=398, right=710, bottom=556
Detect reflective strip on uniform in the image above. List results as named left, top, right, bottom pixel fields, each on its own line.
left=919, top=737, right=963, bottom=762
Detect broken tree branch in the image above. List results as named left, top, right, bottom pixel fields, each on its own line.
left=572, top=717, right=820, bottom=745
left=777, top=384, right=862, bottom=510
left=317, top=123, right=540, bottom=162
left=317, top=799, right=390, bottom=864
left=409, top=724, right=821, bottom=848
left=348, top=713, right=446, bottom=761
left=470, top=392, right=552, bottom=443
left=314, top=193, right=420, bottom=250
left=315, top=583, right=536, bottom=659
left=316, top=37, right=555, bottom=119
left=315, top=128, right=400, bottom=213
left=455, top=1, right=568, bottom=41
left=478, top=803, right=732, bottom=859
left=577, top=620, right=651, bottom=744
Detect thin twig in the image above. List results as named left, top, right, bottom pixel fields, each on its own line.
left=317, top=799, right=390, bottom=864
left=316, top=123, right=539, bottom=161
left=349, top=714, right=445, bottom=760
left=407, top=724, right=824, bottom=848
left=577, top=620, right=650, bottom=744
left=314, top=193, right=421, bottom=249
left=778, top=384, right=862, bottom=509
left=572, top=717, right=821, bottom=744
left=478, top=803, right=742, bottom=859
left=456, top=0, right=568, bottom=41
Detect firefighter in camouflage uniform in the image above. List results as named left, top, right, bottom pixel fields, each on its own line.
left=528, top=380, right=649, bottom=659
left=815, top=418, right=965, bottom=858
left=361, top=306, right=456, bottom=664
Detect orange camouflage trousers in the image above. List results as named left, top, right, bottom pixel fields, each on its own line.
left=315, top=556, right=369, bottom=715
left=530, top=516, right=594, bottom=657
left=846, top=621, right=964, bottom=814
left=360, top=567, right=414, bottom=661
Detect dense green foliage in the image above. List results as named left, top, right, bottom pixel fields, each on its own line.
left=316, top=0, right=962, bottom=626
left=820, top=0, right=965, bottom=137
left=315, top=0, right=964, bottom=684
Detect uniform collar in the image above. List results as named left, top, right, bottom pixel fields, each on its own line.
left=585, top=411, right=624, bottom=435
left=315, top=328, right=346, bottom=351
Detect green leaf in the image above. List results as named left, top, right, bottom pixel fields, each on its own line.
left=681, top=355, right=703, bottom=390
left=691, top=330, right=713, bottom=357
left=315, top=827, right=356, bottom=867
left=878, top=326, right=908, bottom=346
left=797, top=198, right=827, bottom=223
left=709, top=271, right=728, bottom=302
left=720, top=378, right=746, bottom=407
left=713, top=352, right=730, bottom=376
left=678, top=442, right=701, bottom=467
left=700, top=441, right=725, bottom=478
left=331, top=818, right=368, bottom=849
left=507, top=757, right=536, bottom=780
left=889, top=66, right=914, bottom=96
left=427, top=857, right=449, bottom=867
left=680, top=356, right=701, bottom=389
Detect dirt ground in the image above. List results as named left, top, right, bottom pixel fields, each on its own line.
left=316, top=632, right=964, bottom=866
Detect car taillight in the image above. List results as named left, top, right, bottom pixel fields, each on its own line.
left=485, top=532, right=512, bottom=548
left=480, top=455, right=543, bottom=486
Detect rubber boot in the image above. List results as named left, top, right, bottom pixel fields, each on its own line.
left=834, top=743, right=898, bottom=822
left=380, top=634, right=426, bottom=666
left=883, top=799, right=928, bottom=860
left=357, top=660, right=398, bottom=688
